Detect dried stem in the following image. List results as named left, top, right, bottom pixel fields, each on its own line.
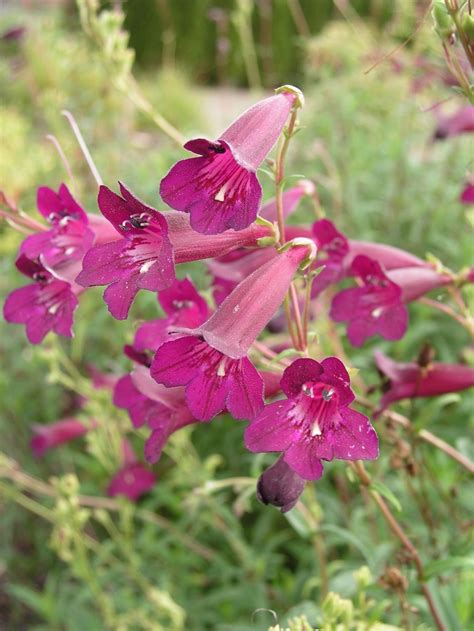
left=352, top=461, right=446, bottom=631
left=62, top=110, right=103, bottom=187
left=0, top=459, right=215, bottom=561
left=46, top=134, right=77, bottom=189
left=419, top=296, right=473, bottom=335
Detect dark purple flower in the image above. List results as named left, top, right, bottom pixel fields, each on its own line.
left=114, top=365, right=196, bottom=463
left=131, top=277, right=210, bottom=355
left=151, top=242, right=315, bottom=421
left=160, top=90, right=297, bottom=234
left=31, top=417, right=89, bottom=457
left=330, top=255, right=409, bottom=347
left=77, top=183, right=175, bottom=320
left=375, top=350, right=474, bottom=412
left=245, top=357, right=378, bottom=481
left=3, top=256, right=79, bottom=344
left=256, top=455, right=306, bottom=512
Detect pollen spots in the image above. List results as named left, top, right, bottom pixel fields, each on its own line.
left=371, top=307, right=383, bottom=318
left=311, top=421, right=322, bottom=436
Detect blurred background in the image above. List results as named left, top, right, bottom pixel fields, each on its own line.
left=1, top=1, right=473, bottom=630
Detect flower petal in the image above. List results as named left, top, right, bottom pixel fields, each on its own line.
left=226, top=357, right=264, bottom=420
left=244, top=400, right=298, bottom=453
left=283, top=441, right=324, bottom=481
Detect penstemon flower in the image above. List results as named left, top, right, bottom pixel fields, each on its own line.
left=107, top=440, right=156, bottom=502
left=159, top=88, right=299, bottom=234
left=329, top=255, right=451, bottom=346
left=128, top=277, right=210, bottom=356
left=151, top=242, right=315, bottom=421
left=3, top=255, right=80, bottom=344
left=311, top=219, right=427, bottom=298
left=114, top=365, right=197, bottom=464
left=77, top=183, right=175, bottom=320
left=77, top=184, right=276, bottom=319
left=374, top=350, right=474, bottom=412
left=20, top=184, right=95, bottom=283
left=31, top=417, right=89, bottom=457
left=245, top=357, right=379, bottom=480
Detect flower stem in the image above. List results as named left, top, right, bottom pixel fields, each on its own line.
left=352, top=461, right=446, bottom=631
left=444, top=0, right=474, bottom=69
left=275, top=106, right=305, bottom=350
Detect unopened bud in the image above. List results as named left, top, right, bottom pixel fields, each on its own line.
left=432, top=1, right=455, bottom=39
left=256, top=456, right=305, bottom=513
left=462, top=13, right=474, bottom=43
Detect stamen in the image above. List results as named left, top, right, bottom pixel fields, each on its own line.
left=46, top=134, right=76, bottom=189
left=322, top=388, right=334, bottom=402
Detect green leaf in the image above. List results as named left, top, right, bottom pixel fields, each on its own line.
left=319, top=524, right=376, bottom=566
left=424, top=556, right=474, bottom=581
left=370, top=481, right=402, bottom=513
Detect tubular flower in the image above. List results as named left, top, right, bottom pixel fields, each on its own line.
left=311, top=219, right=427, bottom=297
left=31, top=417, right=89, bottom=457
left=374, top=350, right=474, bottom=412
left=160, top=89, right=298, bottom=234
left=434, top=105, right=474, bottom=139
left=258, top=180, right=315, bottom=223
left=114, top=365, right=196, bottom=464
left=3, top=255, right=80, bottom=344
left=129, top=277, right=210, bottom=356
left=460, top=182, right=474, bottom=204
left=245, top=357, right=378, bottom=481
left=256, top=455, right=306, bottom=513
left=151, top=242, right=315, bottom=421
left=20, top=184, right=94, bottom=283
left=107, top=441, right=156, bottom=501
left=330, top=255, right=409, bottom=347
left=77, top=183, right=175, bottom=320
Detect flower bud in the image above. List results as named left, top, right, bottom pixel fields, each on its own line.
left=256, top=456, right=305, bottom=513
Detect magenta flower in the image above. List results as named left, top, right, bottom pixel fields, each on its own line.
left=375, top=350, right=474, bottom=412
left=165, top=210, right=275, bottom=263
left=245, top=357, right=378, bottom=481
left=77, top=183, right=175, bottom=320
left=151, top=243, right=314, bottom=421
left=31, top=417, right=89, bottom=457
left=114, top=365, right=196, bottom=463
left=160, top=89, right=297, bottom=234
left=258, top=180, right=315, bottom=223
left=107, top=442, right=156, bottom=502
left=209, top=248, right=277, bottom=306
left=460, top=182, right=474, bottom=204
left=434, top=105, right=474, bottom=139
left=130, top=277, right=210, bottom=355
left=330, top=255, right=409, bottom=347
left=3, top=255, right=79, bottom=344
left=311, top=219, right=427, bottom=298
left=20, top=184, right=94, bottom=283
left=256, top=455, right=306, bottom=512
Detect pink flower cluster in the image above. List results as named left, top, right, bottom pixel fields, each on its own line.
left=3, top=88, right=473, bottom=509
